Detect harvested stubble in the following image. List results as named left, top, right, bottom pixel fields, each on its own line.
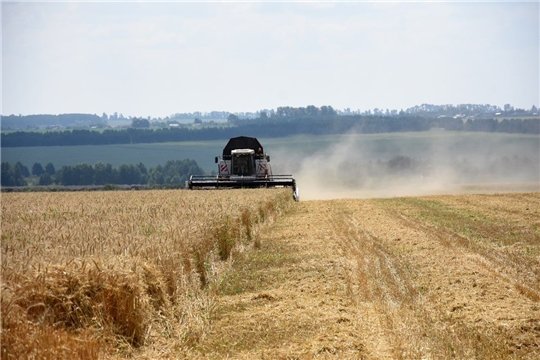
left=1, top=188, right=293, bottom=359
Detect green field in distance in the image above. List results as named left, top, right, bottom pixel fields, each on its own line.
left=2, top=132, right=538, bottom=174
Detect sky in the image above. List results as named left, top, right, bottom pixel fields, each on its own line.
left=2, top=1, right=539, bottom=118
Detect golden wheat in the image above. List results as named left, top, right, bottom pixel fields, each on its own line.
left=1, top=188, right=293, bottom=359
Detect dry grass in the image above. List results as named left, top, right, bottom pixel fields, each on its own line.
left=1, top=188, right=293, bottom=359
left=193, top=201, right=368, bottom=359
left=337, top=194, right=540, bottom=359
left=383, top=195, right=540, bottom=301
left=334, top=204, right=512, bottom=359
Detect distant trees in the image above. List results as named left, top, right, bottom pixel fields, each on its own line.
left=5, top=115, right=537, bottom=149
left=118, top=164, right=144, bottom=184
left=0, top=159, right=205, bottom=187
left=170, top=110, right=231, bottom=121
left=131, top=118, right=150, bottom=128
left=271, top=105, right=336, bottom=118
left=45, top=163, right=56, bottom=175
left=504, top=104, right=514, bottom=113
left=55, top=164, right=94, bottom=185
left=2, top=104, right=539, bottom=148
left=32, top=163, right=45, bottom=176
left=227, top=114, right=239, bottom=124
left=15, top=162, right=30, bottom=177
left=93, top=162, right=115, bottom=185
left=386, top=156, right=420, bottom=173
left=60, top=159, right=203, bottom=186
left=32, top=163, right=56, bottom=185
left=1, top=113, right=105, bottom=131
left=147, top=160, right=204, bottom=186
left=1, top=162, right=27, bottom=186
left=39, top=173, right=53, bottom=185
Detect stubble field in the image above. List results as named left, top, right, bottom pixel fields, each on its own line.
left=1, top=189, right=539, bottom=359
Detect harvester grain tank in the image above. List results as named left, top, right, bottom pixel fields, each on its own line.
left=188, top=136, right=299, bottom=201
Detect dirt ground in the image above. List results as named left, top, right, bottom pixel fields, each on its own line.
left=193, top=192, right=540, bottom=359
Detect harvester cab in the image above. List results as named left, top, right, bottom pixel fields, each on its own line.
left=189, top=136, right=299, bottom=201
left=231, top=149, right=255, bottom=176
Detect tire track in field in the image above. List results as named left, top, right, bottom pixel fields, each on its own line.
left=382, top=195, right=540, bottom=301
left=354, top=196, right=540, bottom=358
left=194, top=194, right=540, bottom=359
left=196, top=201, right=369, bottom=359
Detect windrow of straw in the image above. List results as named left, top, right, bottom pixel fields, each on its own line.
left=1, top=188, right=293, bottom=359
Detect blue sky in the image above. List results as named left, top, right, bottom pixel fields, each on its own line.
left=2, top=1, right=538, bottom=118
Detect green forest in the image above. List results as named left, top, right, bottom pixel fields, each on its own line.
left=1, top=159, right=204, bottom=188
left=2, top=113, right=539, bottom=148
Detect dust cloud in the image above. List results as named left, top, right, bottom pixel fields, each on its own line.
left=268, top=133, right=540, bottom=200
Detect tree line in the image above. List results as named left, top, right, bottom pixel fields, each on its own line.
left=1, top=159, right=204, bottom=187
left=1, top=161, right=58, bottom=186
left=3, top=103, right=537, bottom=130
left=1, top=113, right=105, bottom=130
left=2, top=113, right=538, bottom=148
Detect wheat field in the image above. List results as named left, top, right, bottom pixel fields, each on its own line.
left=1, top=189, right=293, bottom=359
left=2, top=190, right=539, bottom=359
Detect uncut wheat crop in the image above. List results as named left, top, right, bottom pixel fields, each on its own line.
left=1, top=188, right=293, bottom=359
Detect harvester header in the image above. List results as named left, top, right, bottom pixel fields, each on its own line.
left=188, top=136, right=299, bottom=201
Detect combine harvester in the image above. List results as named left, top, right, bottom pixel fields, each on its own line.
left=188, top=136, right=299, bottom=201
